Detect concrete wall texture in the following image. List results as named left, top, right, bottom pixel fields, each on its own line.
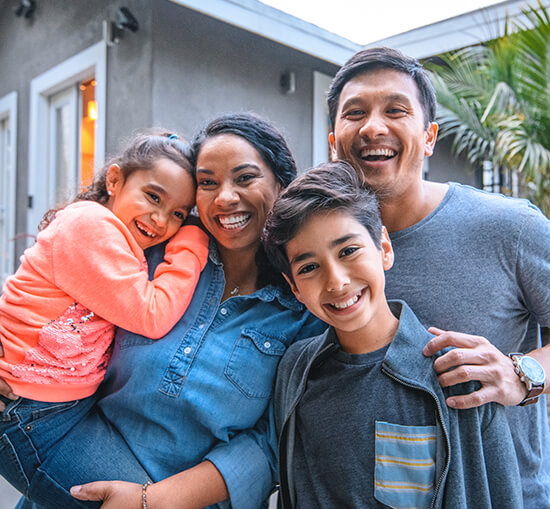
left=0, top=0, right=338, bottom=260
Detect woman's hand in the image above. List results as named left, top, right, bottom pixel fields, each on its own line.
left=71, top=481, right=142, bottom=509
left=71, top=461, right=229, bottom=509
left=0, top=376, right=18, bottom=412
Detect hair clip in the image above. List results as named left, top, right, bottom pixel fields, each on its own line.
left=168, top=134, right=179, bottom=140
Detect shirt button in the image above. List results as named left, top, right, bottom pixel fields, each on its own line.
left=198, top=323, right=205, bottom=329
left=184, top=347, right=191, bottom=355
left=220, top=308, right=227, bottom=315
left=264, top=341, right=271, bottom=348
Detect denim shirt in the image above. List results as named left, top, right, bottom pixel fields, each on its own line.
left=97, top=239, right=326, bottom=509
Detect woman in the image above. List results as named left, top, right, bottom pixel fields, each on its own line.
left=0, top=113, right=325, bottom=509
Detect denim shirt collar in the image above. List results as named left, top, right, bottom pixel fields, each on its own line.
left=207, top=237, right=304, bottom=312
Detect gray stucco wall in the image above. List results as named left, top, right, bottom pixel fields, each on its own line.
left=0, top=0, right=155, bottom=257
left=428, top=136, right=479, bottom=186
left=149, top=1, right=337, bottom=172
left=0, top=0, right=338, bottom=262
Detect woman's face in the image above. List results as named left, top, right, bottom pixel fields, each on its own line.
left=195, top=133, right=281, bottom=254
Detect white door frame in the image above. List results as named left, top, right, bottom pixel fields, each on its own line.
left=312, top=71, right=333, bottom=167
left=27, top=41, right=106, bottom=237
left=0, top=91, right=18, bottom=283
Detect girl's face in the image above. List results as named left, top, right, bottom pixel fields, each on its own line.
left=106, top=158, right=196, bottom=250
left=195, top=134, right=281, bottom=255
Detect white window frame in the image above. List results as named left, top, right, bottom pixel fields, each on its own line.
left=27, top=41, right=106, bottom=238
left=312, top=71, right=333, bottom=167
left=0, top=91, right=18, bottom=283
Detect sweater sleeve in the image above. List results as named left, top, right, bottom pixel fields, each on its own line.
left=480, top=404, right=524, bottom=508
left=50, top=203, right=209, bottom=339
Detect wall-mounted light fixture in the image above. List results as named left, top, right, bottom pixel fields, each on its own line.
left=14, top=0, right=35, bottom=19
left=280, top=71, right=296, bottom=95
left=104, top=7, right=139, bottom=46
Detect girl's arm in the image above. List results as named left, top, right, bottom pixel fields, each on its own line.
left=71, top=461, right=228, bottom=509
left=50, top=203, right=209, bottom=338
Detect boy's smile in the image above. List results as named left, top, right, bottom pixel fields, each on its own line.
left=285, top=210, right=398, bottom=353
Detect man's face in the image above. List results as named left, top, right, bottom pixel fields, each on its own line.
left=330, top=68, right=437, bottom=197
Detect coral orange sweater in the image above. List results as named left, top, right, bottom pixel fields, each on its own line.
left=0, top=201, right=209, bottom=402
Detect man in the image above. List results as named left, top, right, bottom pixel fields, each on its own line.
left=327, top=46, right=550, bottom=507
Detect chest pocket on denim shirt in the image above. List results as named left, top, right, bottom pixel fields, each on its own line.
left=374, top=421, right=436, bottom=509
left=225, top=328, right=287, bottom=399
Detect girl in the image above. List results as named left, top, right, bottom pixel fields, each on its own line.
left=0, top=130, right=208, bottom=496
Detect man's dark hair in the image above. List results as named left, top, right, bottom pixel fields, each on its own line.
left=327, top=47, right=437, bottom=129
left=263, top=161, right=383, bottom=281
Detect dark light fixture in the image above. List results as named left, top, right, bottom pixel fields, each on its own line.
left=104, top=6, right=139, bottom=46
left=14, top=0, right=35, bottom=19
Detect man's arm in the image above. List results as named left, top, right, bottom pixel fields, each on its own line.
left=423, top=328, right=549, bottom=409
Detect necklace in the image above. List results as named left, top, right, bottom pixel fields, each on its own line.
left=229, top=286, right=239, bottom=297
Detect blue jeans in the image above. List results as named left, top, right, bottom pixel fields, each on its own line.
left=0, top=395, right=149, bottom=509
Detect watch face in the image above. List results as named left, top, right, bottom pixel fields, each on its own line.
left=519, top=356, right=546, bottom=385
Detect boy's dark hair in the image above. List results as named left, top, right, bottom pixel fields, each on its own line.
left=39, top=128, right=192, bottom=231
left=190, top=112, right=297, bottom=188
left=263, top=161, right=383, bottom=281
left=327, top=47, right=437, bottom=129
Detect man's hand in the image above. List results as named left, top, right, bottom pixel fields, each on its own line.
left=71, top=481, right=143, bottom=509
left=0, top=377, right=18, bottom=412
left=423, top=327, right=527, bottom=409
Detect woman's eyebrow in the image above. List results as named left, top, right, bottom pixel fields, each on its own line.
left=196, top=164, right=262, bottom=175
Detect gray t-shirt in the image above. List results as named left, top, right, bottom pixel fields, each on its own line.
left=293, top=340, right=436, bottom=508
left=385, top=182, right=550, bottom=507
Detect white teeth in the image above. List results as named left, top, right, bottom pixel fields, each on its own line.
left=361, top=148, right=396, bottom=157
left=332, top=293, right=360, bottom=309
left=135, top=221, right=157, bottom=238
left=218, top=214, right=250, bottom=229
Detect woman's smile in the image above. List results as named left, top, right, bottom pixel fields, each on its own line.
left=196, top=133, right=281, bottom=254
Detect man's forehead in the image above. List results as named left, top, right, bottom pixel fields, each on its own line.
left=339, top=69, right=420, bottom=104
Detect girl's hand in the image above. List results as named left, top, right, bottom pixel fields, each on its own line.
left=71, top=481, right=143, bottom=509
left=0, top=377, right=18, bottom=412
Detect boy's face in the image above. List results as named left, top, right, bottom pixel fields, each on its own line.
left=284, top=210, right=394, bottom=341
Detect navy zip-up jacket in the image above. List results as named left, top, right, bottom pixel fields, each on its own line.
left=274, top=300, right=523, bottom=508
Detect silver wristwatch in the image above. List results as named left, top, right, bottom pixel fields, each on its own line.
left=508, top=353, right=546, bottom=406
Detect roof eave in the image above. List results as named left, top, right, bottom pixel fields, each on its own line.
left=169, top=0, right=361, bottom=65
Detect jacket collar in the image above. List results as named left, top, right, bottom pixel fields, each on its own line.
left=383, top=300, right=440, bottom=389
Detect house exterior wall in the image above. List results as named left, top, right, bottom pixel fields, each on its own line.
left=429, top=137, right=479, bottom=187
left=0, top=0, right=337, bottom=264
left=149, top=1, right=338, bottom=170
left=0, top=0, right=154, bottom=259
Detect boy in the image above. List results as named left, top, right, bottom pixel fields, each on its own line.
left=262, top=162, right=522, bottom=509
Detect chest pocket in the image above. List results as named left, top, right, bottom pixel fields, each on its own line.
left=374, top=421, right=436, bottom=509
left=225, top=328, right=287, bottom=399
